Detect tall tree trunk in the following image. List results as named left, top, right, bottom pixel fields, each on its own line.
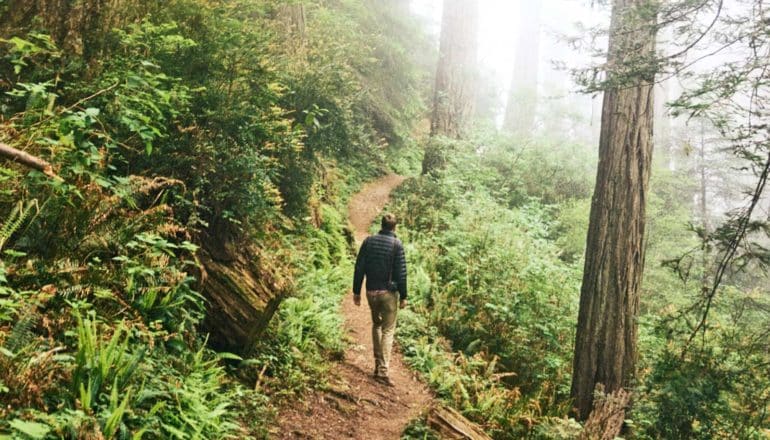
left=503, top=0, right=542, bottom=135
left=278, top=3, right=306, bottom=46
left=571, top=0, right=657, bottom=419
left=430, top=0, right=479, bottom=139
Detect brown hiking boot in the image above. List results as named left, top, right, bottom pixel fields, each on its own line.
left=375, top=375, right=395, bottom=387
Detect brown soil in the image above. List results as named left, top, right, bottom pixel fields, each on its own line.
left=276, top=174, right=433, bottom=439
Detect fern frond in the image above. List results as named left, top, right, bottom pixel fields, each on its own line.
left=4, top=306, right=40, bottom=354
left=0, top=199, right=37, bottom=252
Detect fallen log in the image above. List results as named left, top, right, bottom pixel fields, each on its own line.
left=199, top=238, right=292, bottom=355
left=0, top=142, right=57, bottom=178
left=427, top=405, right=492, bottom=440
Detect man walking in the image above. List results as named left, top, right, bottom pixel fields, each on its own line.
left=353, top=213, right=408, bottom=387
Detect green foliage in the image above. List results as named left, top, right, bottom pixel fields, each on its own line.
left=248, top=205, right=351, bottom=398
left=8, top=418, right=52, bottom=439
left=112, top=233, right=204, bottom=333
left=147, top=346, right=241, bottom=439
left=71, top=313, right=140, bottom=414
left=3, top=306, right=40, bottom=355
left=401, top=418, right=441, bottom=440
left=552, top=199, right=590, bottom=263
left=479, top=134, right=596, bottom=207
left=270, top=0, right=429, bottom=216
left=391, top=134, right=582, bottom=438
left=0, top=200, right=37, bottom=252
left=0, top=0, right=424, bottom=437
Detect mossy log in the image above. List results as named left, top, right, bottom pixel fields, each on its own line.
left=199, top=241, right=291, bottom=355
left=427, top=405, right=492, bottom=440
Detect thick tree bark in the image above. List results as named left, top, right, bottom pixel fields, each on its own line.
left=427, top=405, right=492, bottom=440
left=503, top=0, right=542, bottom=135
left=430, top=0, right=478, bottom=139
left=571, top=0, right=657, bottom=419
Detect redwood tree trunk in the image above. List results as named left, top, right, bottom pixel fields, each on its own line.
left=571, top=0, right=657, bottom=419
left=503, top=0, right=542, bottom=135
left=278, top=4, right=306, bottom=44
left=430, top=0, right=478, bottom=139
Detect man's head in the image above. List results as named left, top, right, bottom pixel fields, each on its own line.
left=381, top=213, right=397, bottom=231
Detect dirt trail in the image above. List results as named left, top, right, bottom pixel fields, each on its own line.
left=277, top=174, right=432, bottom=439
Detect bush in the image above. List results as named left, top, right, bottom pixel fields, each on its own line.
left=391, top=135, right=581, bottom=438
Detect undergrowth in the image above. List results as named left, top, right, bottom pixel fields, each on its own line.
left=394, top=132, right=770, bottom=439
left=390, top=137, right=582, bottom=439
left=0, top=0, right=428, bottom=438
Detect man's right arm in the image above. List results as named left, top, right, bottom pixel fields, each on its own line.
left=353, top=238, right=367, bottom=296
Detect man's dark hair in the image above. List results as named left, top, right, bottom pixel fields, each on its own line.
left=381, top=213, right=397, bottom=231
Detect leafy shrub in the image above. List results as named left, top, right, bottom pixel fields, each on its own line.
left=247, top=205, right=352, bottom=398
left=0, top=0, right=430, bottom=437
left=391, top=135, right=581, bottom=438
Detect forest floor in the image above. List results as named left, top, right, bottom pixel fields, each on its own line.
left=276, top=173, right=433, bottom=439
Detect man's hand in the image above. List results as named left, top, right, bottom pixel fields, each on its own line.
left=353, top=295, right=361, bottom=306
left=399, top=299, right=408, bottom=309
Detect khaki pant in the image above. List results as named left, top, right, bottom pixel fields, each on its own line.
left=366, top=290, right=398, bottom=378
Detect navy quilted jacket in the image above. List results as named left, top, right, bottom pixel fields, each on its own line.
left=353, top=230, right=407, bottom=300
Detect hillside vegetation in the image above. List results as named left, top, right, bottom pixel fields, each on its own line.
left=397, top=132, right=770, bottom=439
left=0, top=0, right=428, bottom=437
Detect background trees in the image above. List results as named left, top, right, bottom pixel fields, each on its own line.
left=502, top=0, right=542, bottom=135
left=430, top=0, right=479, bottom=139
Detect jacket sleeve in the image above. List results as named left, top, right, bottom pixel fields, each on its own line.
left=353, top=238, right=368, bottom=296
left=393, top=240, right=407, bottom=301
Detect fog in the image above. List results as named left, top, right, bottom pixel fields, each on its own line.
left=412, top=0, right=607, bottom=134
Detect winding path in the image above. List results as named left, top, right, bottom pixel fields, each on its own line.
left=277, top=174, right=432, bottom=439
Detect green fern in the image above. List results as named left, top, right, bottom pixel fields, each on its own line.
left=4, top=306, right=40, bottom=354
left=0, top=199, right=36, bottom=252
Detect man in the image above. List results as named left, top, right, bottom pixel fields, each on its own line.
left=353, top=213, right=408, bottom=387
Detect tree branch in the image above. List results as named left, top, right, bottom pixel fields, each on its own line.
left=0, top=143, right=57, bottom=178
